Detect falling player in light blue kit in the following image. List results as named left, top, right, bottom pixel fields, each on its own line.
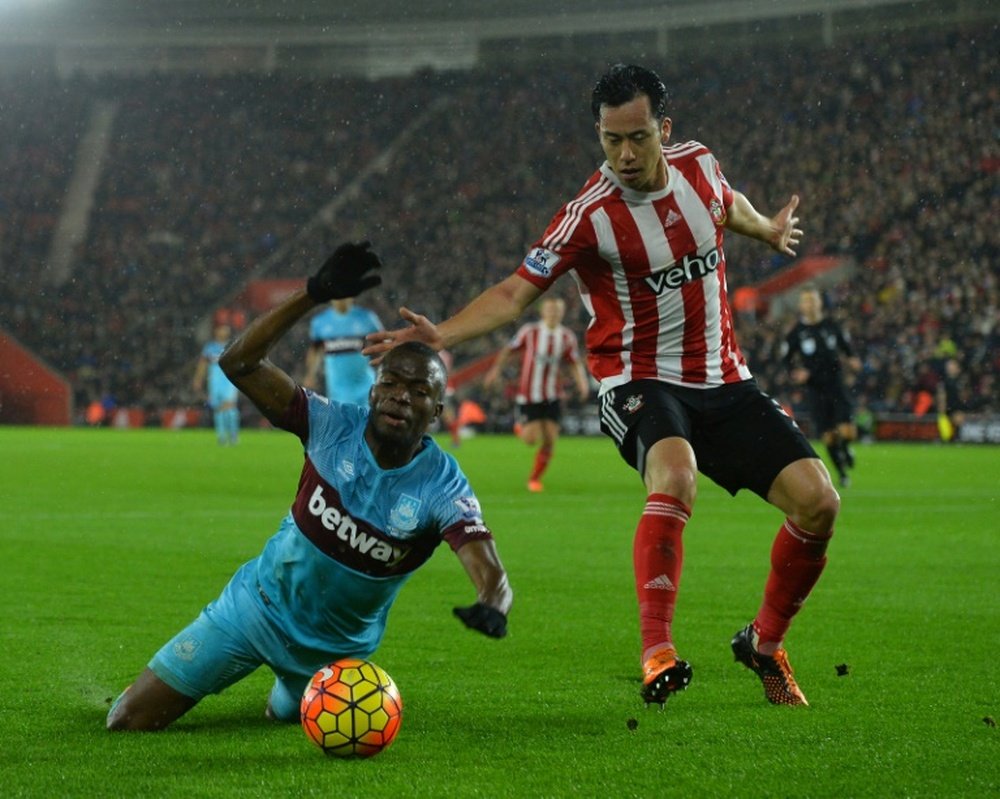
left=108, top=242, right=512, bottom=731
left=305, top=297, right=383, bottom=405
left=192, top=323, right=240, bottom=445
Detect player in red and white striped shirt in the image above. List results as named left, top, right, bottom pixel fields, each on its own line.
left=484, top=297, right=590, bottom=492
left=368, top=64, right=840, bottom=708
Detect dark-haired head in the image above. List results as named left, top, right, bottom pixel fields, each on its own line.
left=381, top=341, right=448, bottom=396
left=591, top=64, right=668, bottom=122
left=366, top=342, right=449, bottom=460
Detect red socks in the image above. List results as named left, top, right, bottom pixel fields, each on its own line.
left=633, top=507, right=830, bottom=660
left=528, top=444, right=553, bottom=482
left=634, top=494, right=691, bottom=658
left=753, top=519, right=832, bottom=647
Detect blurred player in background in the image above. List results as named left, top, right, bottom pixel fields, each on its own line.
left=304, top=297, right=383, bottom=405
left=367, top=64, right=841, bottom=708
left=437, top=348, right=463, bottom=446
left=782, top=287, right=861, bottom=487
left=935, top=357, right=968, bottom=443
left=108, top=243, right=512, bottom=731
left=484, top=297, right=589, bottom=492
left=192, top=323, right=240, bottom=445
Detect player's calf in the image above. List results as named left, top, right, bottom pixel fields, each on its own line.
left=106, top=669, right=199, bottom=731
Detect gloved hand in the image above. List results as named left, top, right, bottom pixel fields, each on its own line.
left=453, top=602, right=508, bottom=638
left=306, top=241, right=382, bottom=303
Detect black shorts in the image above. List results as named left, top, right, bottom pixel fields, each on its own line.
left=598, top=378, right=817, bottom=499
left=807, top=382, right=854, bottom=433
left=518, top=400, right=562, bottom=424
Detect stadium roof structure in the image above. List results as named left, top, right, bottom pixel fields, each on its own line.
left=2, top=0, right=984, bottom=38
left=0, top=0, right=993, bottom=76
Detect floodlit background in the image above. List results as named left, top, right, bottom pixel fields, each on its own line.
left=0, top=4, right=997, bottom=797
left=0, top=0, right=996, bottom=436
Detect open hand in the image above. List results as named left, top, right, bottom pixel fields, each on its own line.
left=363, top=307, right=442, bottom=364
left=772, top=195, right=803, bottom=257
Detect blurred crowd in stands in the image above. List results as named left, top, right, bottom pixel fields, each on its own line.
left=0, top=25, right=996, bottom=427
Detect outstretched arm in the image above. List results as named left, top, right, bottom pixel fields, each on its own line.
left=191, top=356, right=208, bottom=394
left=303, top=344, right=323, bottom=390
left=725, top=192, right=802, bottom=257
left=220, top=290, right=316, bottom=424
left=364, top=273, right=543, bottom=362
left=572, top=360, right=590, bottom=401
left=221, top=241, right=383, bottom=424
left=483, top=345, right=513, bottom=388
left=452, top=538, right=513, bottom=638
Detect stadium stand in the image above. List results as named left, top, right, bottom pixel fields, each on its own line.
left=0, top=26, right=995, bottom=430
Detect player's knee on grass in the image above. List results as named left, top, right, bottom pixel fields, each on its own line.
left=267, top=675, right=306, bottom=723
left=106, top=692, right=184, bottom=732
left=106, top=669, right=199, bottom=731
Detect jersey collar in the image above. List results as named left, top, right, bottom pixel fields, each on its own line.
left=599, top=155, right=674, bottom=203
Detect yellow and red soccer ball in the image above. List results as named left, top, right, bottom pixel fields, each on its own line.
left=300, top=658, right=403, bottom=758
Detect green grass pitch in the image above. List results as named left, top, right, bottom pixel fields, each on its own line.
left=1, top=427, right=997, bottom=797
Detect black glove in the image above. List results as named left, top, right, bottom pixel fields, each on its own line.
left=453, top=602, right=507, bottom=639
left=306, top=241, right=382, bottom=303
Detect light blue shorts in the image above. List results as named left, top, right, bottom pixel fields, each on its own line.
left=208, top=383, right=239, bottom=409
left=149, top=562, right=353, bottom=721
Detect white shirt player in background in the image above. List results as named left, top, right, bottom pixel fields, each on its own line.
left=484, top=297, right=589, bottom=492
left=305, top=297, right=383, bottom=405
left=366, top=64, right=840, bottom=709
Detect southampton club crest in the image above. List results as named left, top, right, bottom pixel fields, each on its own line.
left=388, top=494, right=422, bottom=533
left=623, top=394, right=645, bottom=414
left=709, top=198, right=727, bottom=226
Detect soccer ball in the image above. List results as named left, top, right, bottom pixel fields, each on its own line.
left=300, top=658, right=403, bottom=758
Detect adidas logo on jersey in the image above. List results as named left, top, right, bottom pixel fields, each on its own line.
left=643, top=574, right=676, bottom=590
left=307, top=486, right=405, bottom=565
left=663, top=209, right=682, bottom=228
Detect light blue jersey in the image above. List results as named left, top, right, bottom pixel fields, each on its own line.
left=201, top=340, right=239, bottom=409
left=149, top=388, right=490, bottom=713
left=310, top=305, right=382, bottom=405
left=256, top=390, right=487, bottom=654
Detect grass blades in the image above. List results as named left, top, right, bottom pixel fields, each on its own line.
left=1, top=427, right=997, bottom=797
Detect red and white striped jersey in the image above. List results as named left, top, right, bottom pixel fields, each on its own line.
left=507, top=322, right=581, bottom=404
left=516, top=141, right=753, bottom=393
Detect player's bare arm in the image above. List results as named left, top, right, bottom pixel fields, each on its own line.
left=192, top=357, right=207, bottom=393
left=221, top=290, right=315, bottom=424
left=302, top=345, right=322, bottom=389
left=452, top=538, right=513, bottom=638
left=725, top=191, right=802, bottom=257
left=573, top=361, right=590, bottom=400
left=364, top=273, right=542, bottom=362
left=222, top=241, right=383, bottom=423
left=483, top=345, right=512, bottom=388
